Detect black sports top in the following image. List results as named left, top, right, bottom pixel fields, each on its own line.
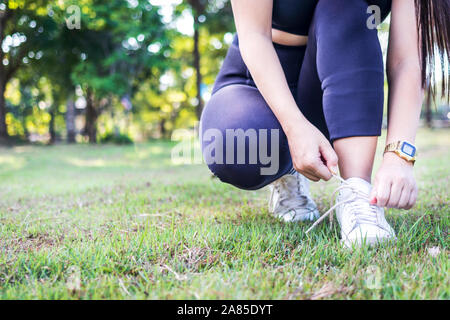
left=272, top=0, right=392, bottom=36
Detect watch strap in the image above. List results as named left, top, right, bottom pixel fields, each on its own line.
left=384, top=141, right=401, bottom=154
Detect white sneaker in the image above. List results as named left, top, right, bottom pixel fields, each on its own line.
left=335, top=177, right=396, bottom=248
left=268, top=171, right=320, bottom=222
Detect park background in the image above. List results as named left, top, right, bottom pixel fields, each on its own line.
left=0, top=0, right=448, bottom=299
left=0, top=0, right=448, bottom=144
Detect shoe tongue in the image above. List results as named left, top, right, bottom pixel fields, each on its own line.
left=340, top=177, right=372, bottom=199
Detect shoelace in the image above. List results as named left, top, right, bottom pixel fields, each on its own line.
left=305, top=174, right=378, bottom=234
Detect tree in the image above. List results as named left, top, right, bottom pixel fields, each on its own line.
left=0, top=0, right=236, bottom=143
left=424, top=89, right=433, bottom=128
left=186, top=0, right=206, bottom=120
left=0, top=0, right=52, bottom=143
left=65, top=0, right=172, bottom=143
left=177, top=0, right=233, bottom=120
left=28, top=23, right=81, bottom=143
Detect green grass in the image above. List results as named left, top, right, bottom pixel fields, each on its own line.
left=0, top=129, right=448, bottom=299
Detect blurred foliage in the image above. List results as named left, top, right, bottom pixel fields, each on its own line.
left=0, top=1, right=446, bottom=145
left=99, top=131, right=133, bottom=145
left=0, top=0, right=234, bottom=144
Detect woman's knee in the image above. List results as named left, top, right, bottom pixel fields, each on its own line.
left=208, top=163, right=273, bottom=190
left=200, top=85, right=291, bottom=190
left=201, top=126, right=291, bottom=190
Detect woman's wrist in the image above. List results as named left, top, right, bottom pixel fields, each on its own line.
left=383, top=151, right=414, bottom=167
left=281, top=112, right=310, bottom=136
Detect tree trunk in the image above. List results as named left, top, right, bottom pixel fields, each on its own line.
left=425, top=90, right=432, bottom=128
left=193, top=17, right=203, bottom=120
left=0, top=12, right=8, bottom=143
left=159, top=118, right=166, bottom=139
left=0, top=78, right=8, bottom=142
left=49, top=106, right=56, bottom=144
left=84, top=89, right=97, bottom=144
left=66, top=97, right=76, bottom=143
left=20, top=109, right=29, bottom=141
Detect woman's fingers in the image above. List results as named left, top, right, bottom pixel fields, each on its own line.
left=319, top=143, right=339, bottom=175
left=310, top=161, right=333, bottom=181
left=302, top=171, right=320, bottom=181
left=406, top=185, right=418, bottom=209
left=294, top=165, right=321, bottom=181
left=301, top=161, right=324, bottom=181
left=372, top=176, right=418, bottom=209
left=373, top=178, right=392, bottom=207
left=305, top=148, right=333, bottom=181
left=398, top=187, right=412, bottom=209
left=369, top=180, right=378, bottom=204
left=387, top=181, right=403, bottom=208
left=288, top=125, right=337, bottom=182
left=296, top=154, right=332, bottom=181
left=371, top=157, right=417, bottom=209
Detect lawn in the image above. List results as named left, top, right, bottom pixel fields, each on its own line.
left=0, top=128, right=448, bottom=299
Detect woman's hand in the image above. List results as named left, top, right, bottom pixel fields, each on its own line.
left=370, top=152, right=418, bottom=209
left=285, top=121, right=338, bottom=182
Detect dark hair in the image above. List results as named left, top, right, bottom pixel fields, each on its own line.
left=415, top=0, right=450, bottom=101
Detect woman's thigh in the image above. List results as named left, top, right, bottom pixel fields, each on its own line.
left=200, top=84, right=293, bottom=190
left=297, top=0, right=385, bottom=142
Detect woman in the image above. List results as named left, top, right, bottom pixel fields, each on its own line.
left=200, top=0, right=449, bottom=247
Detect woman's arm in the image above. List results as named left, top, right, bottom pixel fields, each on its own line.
left=370, top=0, right=423, bottom=209
left=230, top=0, right=338, bottom=181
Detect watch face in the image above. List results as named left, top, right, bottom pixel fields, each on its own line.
left=401, top=142, right=416, bottom=157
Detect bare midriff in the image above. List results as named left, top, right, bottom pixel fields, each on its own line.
left=272, top=28, right=308, bottom=46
